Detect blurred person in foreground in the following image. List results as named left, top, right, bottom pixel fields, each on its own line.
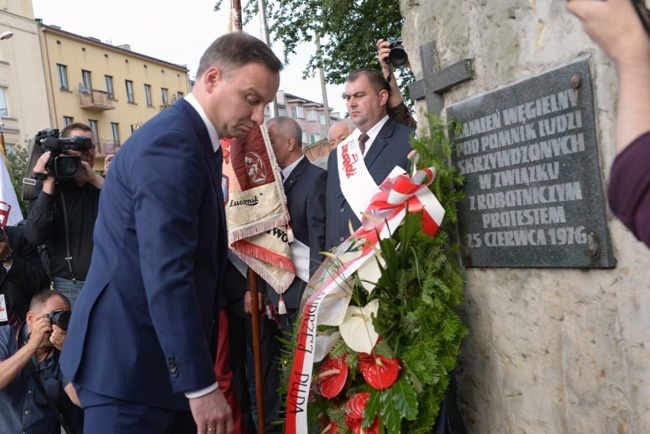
left=567, top=0, right=650, bottom=248
left=59, top=32, right=282, bottom=434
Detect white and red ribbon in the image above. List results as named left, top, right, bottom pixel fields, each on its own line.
left=285, top=167, right=445, bottom=433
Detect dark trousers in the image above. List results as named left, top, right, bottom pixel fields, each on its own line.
left=226, top=296, right=282, bottom=434
left=79, top=387, right=196, bottom=434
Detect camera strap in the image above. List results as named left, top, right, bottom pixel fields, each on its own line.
left=57, top=188, right=76, bottom=283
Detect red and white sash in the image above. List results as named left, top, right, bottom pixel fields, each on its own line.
left=336, top=135, right=377, bottom=219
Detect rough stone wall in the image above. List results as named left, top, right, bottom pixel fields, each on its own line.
left=400, top=1, right=650, bottom=433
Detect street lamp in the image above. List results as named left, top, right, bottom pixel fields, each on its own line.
left=0, top=31, right=13, bottom=41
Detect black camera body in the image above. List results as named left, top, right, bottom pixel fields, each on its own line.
left=47, top=308, right=71, bottom=331
left=387, top=38, right=408, bottom=67
left=35, top=128, right=93, bottom=178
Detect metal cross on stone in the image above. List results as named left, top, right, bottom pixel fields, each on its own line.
left=408, top=41, right=474, bottom=116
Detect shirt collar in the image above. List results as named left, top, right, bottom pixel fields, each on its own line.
left=282, top=155, right=305, bottom=180
left=352, top=115, right=390, bottom=155
left=185, top=93, right=221, bottom=153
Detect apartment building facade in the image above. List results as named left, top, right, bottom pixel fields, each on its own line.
left=0, top=0, right=50, bottom=153
left=39, top=21, right=191, bottom=168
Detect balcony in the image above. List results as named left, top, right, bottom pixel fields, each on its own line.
left=79, top=88, right=116, bottom=111
left=98, top=139, right=120, bottom=155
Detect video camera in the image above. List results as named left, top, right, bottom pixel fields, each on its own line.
left=46, top=308, right=71, bottom=331
left=387, top=38, right=408, bottom=68
left=35, top=128, right=94, bottom=178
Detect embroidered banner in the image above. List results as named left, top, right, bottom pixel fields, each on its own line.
left=222, top=125, right=296, bottom=293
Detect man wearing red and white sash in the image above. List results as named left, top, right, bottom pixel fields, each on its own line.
left=325, top=68, right=414, bottom=249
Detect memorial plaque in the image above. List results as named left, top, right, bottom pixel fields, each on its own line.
left=447, top=58, right=616, bottom=268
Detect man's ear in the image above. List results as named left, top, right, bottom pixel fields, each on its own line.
left=287, top=137, right=295, bottom=152
left=378, top=89, right=390, bottom=107
left=203, top=66, right=224, bottom=92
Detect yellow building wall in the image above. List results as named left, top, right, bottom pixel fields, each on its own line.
left=39, top=24, right=190, bottom=169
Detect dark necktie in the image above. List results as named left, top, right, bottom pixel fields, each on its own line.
left=215, top=147, right=223, bottom=177
left=359, top=133, right=370, bottom=155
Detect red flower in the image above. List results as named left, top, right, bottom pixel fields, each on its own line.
left=359, top=352, right=401, bottom=390
left=320, top=421, right=339, bottom=434
left=318, top=356, right=349, bottom=398
left=345, top=392, right=379, bottom=434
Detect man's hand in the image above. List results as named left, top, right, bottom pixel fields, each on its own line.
left=189, top=389, right=233, bottom=434
left=32, top=152, right=56, bottom=194
left=29, top=316, right=53, bottom=349
left=103, top=154, right=115, bottom=174
left=244, top=290, right=263, bottom=314
left=76, top=161, right=104, bottom=189
left=50, top=324, right=66, bottom=351
left=376, top=39, right=393, bottom=79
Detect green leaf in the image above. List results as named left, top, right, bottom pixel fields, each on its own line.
left=392, top=376, right=418, bottom=420
left=362, top=389, right=381, bottom=429
left=379, top=389, right=402, bottom=434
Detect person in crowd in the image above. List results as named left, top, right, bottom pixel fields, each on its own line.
left=376, top=38, right=417, bottom=129
left=567, top=0, right=650, bottom=249
left=327, top=119, right=354, bottom=150
left=0, top=224, right=50, bottom=325
left=265, top=116, right=327, bottom=330
left=60, top=32, right=282, bottom=434
left=325, top=67, right=414, bottom=249
left=25, top=123, right=103, bottom=307
left=0, top=290, right=78, bottom=434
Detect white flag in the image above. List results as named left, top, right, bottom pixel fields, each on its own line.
left=0, top=153, right=23, bottom=227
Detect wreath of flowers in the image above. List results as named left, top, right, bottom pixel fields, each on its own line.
left=282, top=115, right=467, bottom=434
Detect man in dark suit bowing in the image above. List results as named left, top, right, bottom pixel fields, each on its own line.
left=59, top=32, right=283, bottom=434
left=325, top=68, right=414, bottom=250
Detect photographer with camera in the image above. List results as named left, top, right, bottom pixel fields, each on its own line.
left=0, top=224, right=51, bottom=325
left=24, top=123, right=103, bottom=307
left=567, top=0, right=650, bottom=249
left=376, top=38, right=416, bottom=129
left=0, top=290, right=79, bottom=433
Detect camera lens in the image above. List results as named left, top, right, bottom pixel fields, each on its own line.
left=389, top=46, right=408, bottom=67
left=54, top=155, right=82, bottom=178
left=49, top=310, right=71, bottom=331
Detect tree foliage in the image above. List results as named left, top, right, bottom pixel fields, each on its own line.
left=214, top=0, right=407, bottom=85
left=8, top=144, right=29, bottom=216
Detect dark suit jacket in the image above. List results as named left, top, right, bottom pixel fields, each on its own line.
left=60, top=98, right=227, bottom=411
left=263, top=157, right=327, bottom=310
left=325, top=117, right=414, bottom=249
left=0, top=225, right=50, bottom=322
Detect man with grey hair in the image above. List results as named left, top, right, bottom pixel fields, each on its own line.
left=327, top=119, right=354, bottom=150
left=61, top=32, right=283, bottom=434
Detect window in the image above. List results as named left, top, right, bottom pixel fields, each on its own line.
left=307, top=110, right=318, bottom=122
left=105, top=75, right=114, bottom=99
left=301, top=131, right=308, bottom=144
left=57, top=64, right=69, bottom=90
left=0, top=87, right=8, bottom=118
left=88, top=119, right=99, bottom=141
left=125, top=80, right=134, bottom=103
left=81, top=70, right=92, bottom=93
left=144, top=84, right=152, bottom=106
left=161, top=88, right=169, bottom=105
left=291, top=106, right=304, bottom=118
left=177, top=91, right=184, bottom=100
left=320, top=114, right=327, bottom=125
left=309, top=134, right=320, bottom=144
left=63, top=116, right=74, bottom=126
left=110, top=122, right=120, bottom=144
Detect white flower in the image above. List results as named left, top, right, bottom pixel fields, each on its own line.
left=313, top=331, right=342, bottom=363
left=339, top=299, right=380, bottom=354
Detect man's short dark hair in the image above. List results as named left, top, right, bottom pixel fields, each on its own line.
left=29, top=290, right=71, bottom=311
left=196, top=32, right=283, bottom=79
left=60, top=122, right=94, bottom=140
left=345, top=68, right=391, bottom=94
left=268, top=116, right=302, bottom=148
